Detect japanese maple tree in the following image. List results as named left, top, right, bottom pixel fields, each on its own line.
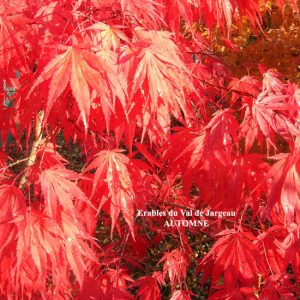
left=0, top=0, right=300, bottom=299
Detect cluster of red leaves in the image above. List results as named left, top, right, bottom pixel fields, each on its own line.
left=0, top=0, right=300, bottom=299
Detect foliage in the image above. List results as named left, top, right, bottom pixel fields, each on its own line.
left=0, top=0, right=300, bottom=299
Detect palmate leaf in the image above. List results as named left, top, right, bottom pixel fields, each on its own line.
left=8, top=209, right=98, bottom=298
left=239, top=70, right=299, bottom=150
left=267, top=139, right=300, bottom=224
left=0, top=13, right=28, bottom=72
left=134, top=274, right=162, bottom=300
left=255, top=228, right=285, bottom=276
left=260, top=274, right=297, bottom=300
left=0, top=185, right=25, bottom=252
left=204, top=109, right=240, bottom=164
left=84, top=22, right=130, bottom=51
left=241, top=91, right=299, bottom=151
left=118, top=28, right=194, bottom=138
left=120, top=0, right=165, bottom=28
left=199, top=229, right=261, bottom=288
left=85, top=149, right=136, bottom=238
left=252, top=91, right=299, bottom=142
left=29, top=45, right=126, bottom=131
left=0, top=186, right=97, bottom=298
left=39, top=165, right=93, bottom=220
left=158, top=248, right=189, bottom=288
left=1, top=0, right=300, bottom=298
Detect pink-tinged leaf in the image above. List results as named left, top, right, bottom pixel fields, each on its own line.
left=35, top=142, right=68, bottom=168
left=170, top=290, right=194, bottom=300
left=260, top=68, right=285, bottom=93
left=243, top=89, right=300, bottom=147
left=0, top=0, right=27, bottom=14
left=2, top=208, right=97, bottom=297
left=120, top=0, right=165, bottom=28
left=252, top=92, right=299, bottom=140
left=240, top=107, right=264, bottom=152
left=69, top=49, right=91, bottom=130
left=40, top=165, right=92, bottom=220
left=84, top=22, right=129, bottom=51
left=267, top=139, right=300, bottom=223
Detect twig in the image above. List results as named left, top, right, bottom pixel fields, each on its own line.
left=18, top=110, right=44, bottom=188
left=0, top=157, right=30, bottom=173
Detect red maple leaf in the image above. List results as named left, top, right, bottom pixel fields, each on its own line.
left=170, top=290, right=194, bottom=300
left=199, top=229, right=262, bottom=288
left=40, top=165, right=93, bottom=220
left=85, top=149, right=137, bottom=238
left=29, top=45, right=126, bottom=131
left=133, top=272, right=162, bottom=300
left=267, top=139, right=300, bottom=224
left=159, top=248, right=189, bottom=288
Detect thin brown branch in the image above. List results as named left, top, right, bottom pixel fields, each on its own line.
left=18, top=110, right=44, bottom=188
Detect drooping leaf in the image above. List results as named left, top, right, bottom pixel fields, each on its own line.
left=0, top=185, right=26, bottom=252
left=134, top=273, right=162, bottom=300
left=119, top=28, right=195, bottom=138
left=40, top=165, right=92, bottom=220
left=199, top=229, right=261, bottom=288
left=85, top=149, right=136, bottom=238
left=1, top=206, right=97, bottom=298
left=158, top=248, right=189, bottom=288
left=29, top=46, right=126, bottom=131
left=267, top=139, right=300, bottom=224
left=0, top=15, right=28, bottom=72
left=255, top=228, right=285, bottom=276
